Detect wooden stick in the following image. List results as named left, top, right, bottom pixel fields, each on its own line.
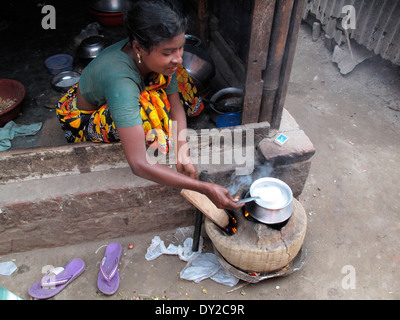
left=181, top=189, right=230, bottom=229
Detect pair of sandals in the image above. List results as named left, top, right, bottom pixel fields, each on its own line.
left=28, top=242, right=123, bottom=299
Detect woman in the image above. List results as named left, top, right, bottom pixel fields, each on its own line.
left=56, top=0, right=242, bottom=210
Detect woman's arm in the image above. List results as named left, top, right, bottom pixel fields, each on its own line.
left=117, top=124, right=242, bottom=210
left=167, top=92, right=198, bottom=179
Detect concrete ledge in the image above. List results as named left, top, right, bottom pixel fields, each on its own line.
left=0, top=121, right=270, bottom=184
left=0, top=183, right=195, bottom=254
left=257, top=109, right=315, bottom=166
left=0, top=143, right=127, bottom=184
left=256, top=109, right=315, bottom=197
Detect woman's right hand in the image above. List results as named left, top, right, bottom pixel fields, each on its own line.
left=202, top=182, right=244, bottom=211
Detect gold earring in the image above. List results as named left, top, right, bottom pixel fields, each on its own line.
left=137, top=53, right=142, bottom=64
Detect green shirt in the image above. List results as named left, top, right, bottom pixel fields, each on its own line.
left=79, top=38, right=178, bottom=128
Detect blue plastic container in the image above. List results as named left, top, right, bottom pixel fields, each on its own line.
left=216, top=112, right=242, bottom=128
left=45, top=54, right=73, bottom=75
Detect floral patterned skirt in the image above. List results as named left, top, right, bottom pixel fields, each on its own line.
left=56, top=64, right=203, bottom=154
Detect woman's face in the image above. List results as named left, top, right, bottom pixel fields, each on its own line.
left=141, top=32, right=185, bottom=77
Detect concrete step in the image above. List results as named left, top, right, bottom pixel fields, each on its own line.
left=0, top=165, right=198, bottom=254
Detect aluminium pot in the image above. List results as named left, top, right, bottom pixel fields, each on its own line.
left=243, top=177, right=293, bottom=224
left=90, top=0, right=132, bottom=12
left=182, top=43, right=215, bottom=94
left=77, top=35, right=107, bottom=60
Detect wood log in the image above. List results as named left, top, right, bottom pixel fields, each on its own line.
left=180, top=189, right=230, bottom=229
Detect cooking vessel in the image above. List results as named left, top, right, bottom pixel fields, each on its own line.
left=208, top=87, right=243, bottom=124
left=90, top=0, right=132, bottom=12
left=182, top=44, right=215, bottom=94
left=77, top=36, right=107, bottom=59
left=185, top=34, right=201, bottom=47
left=51, top=71, right=81, bottom=92
left=243, top=177, right=293, bottom=224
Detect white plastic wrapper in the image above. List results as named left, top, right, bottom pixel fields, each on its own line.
left=0, top=261, right=17, bottom=276
left=180, top=253, right=239, bottom=287
left=145, top=228, right=239, bottom=287
left=145, top=235, right=202, bottom=262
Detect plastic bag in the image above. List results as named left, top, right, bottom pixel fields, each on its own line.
left=145, top=227, right=239, bottom=287
left=145, top=234, right=202, bottom=262
left=179, top=252, right=220, bottom=283
left=179, top=252, right=239, bottom=287
left=0, top=261, right=17, bottom=276
left=210, top=264, right=240, bottom=286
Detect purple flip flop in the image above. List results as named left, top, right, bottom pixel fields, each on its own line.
left=97, top=242, right=123, bottom=295
left=28, top=258, right=85, bottom=300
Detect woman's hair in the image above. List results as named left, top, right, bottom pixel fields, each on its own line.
left=124, top=0, right=187, bottom=52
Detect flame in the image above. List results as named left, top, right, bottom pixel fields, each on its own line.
left=228, top=216, right=238, bottom=234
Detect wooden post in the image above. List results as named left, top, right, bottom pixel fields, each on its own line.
left=198, top=0, right=209, bottom=44
left=241, top=0, right=276, bottom=125
left=258, top=0, right=294, bottom=124
left=241, top=0, right=306, bottom=130
left=271, top=0, right=307, bottom=129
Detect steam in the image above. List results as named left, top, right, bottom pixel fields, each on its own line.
left=227, top=162, right=274, bottom=196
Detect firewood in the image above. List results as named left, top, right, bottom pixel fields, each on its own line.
left=181, top=189, right=230, bottom=229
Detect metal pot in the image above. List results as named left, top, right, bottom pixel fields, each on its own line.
left=243, top=178, right=293, bottom=224
left=77, top=35, right=107, bottom=59
left=182, top=44, right=215, bottom=94
left=90, top=0, right=132, bottom=12
left=185, top=34, right=201, bottom=47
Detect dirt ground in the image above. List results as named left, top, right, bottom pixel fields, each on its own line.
left=285, top=24, right=400, bottom=299
left=1, top=23, right=400, bottom=301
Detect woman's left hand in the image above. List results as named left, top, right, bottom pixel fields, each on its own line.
left=167, top=92, right=199, bottom=180
left=176, top=154, right=199, bottom=180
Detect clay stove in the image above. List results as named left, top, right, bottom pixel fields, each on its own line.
left=181, top=169, right=308, bottom=283
left=204, top=197, right=307, bottom=282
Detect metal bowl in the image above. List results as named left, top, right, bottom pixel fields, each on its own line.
left=90, top=0, right=132, bottom=12
left=51, top=71, right=81, bottom=92
left=77, top=36, right=106, bottom=59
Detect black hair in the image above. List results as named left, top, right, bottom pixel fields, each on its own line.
left=124, top=0, right=188, bottom=52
